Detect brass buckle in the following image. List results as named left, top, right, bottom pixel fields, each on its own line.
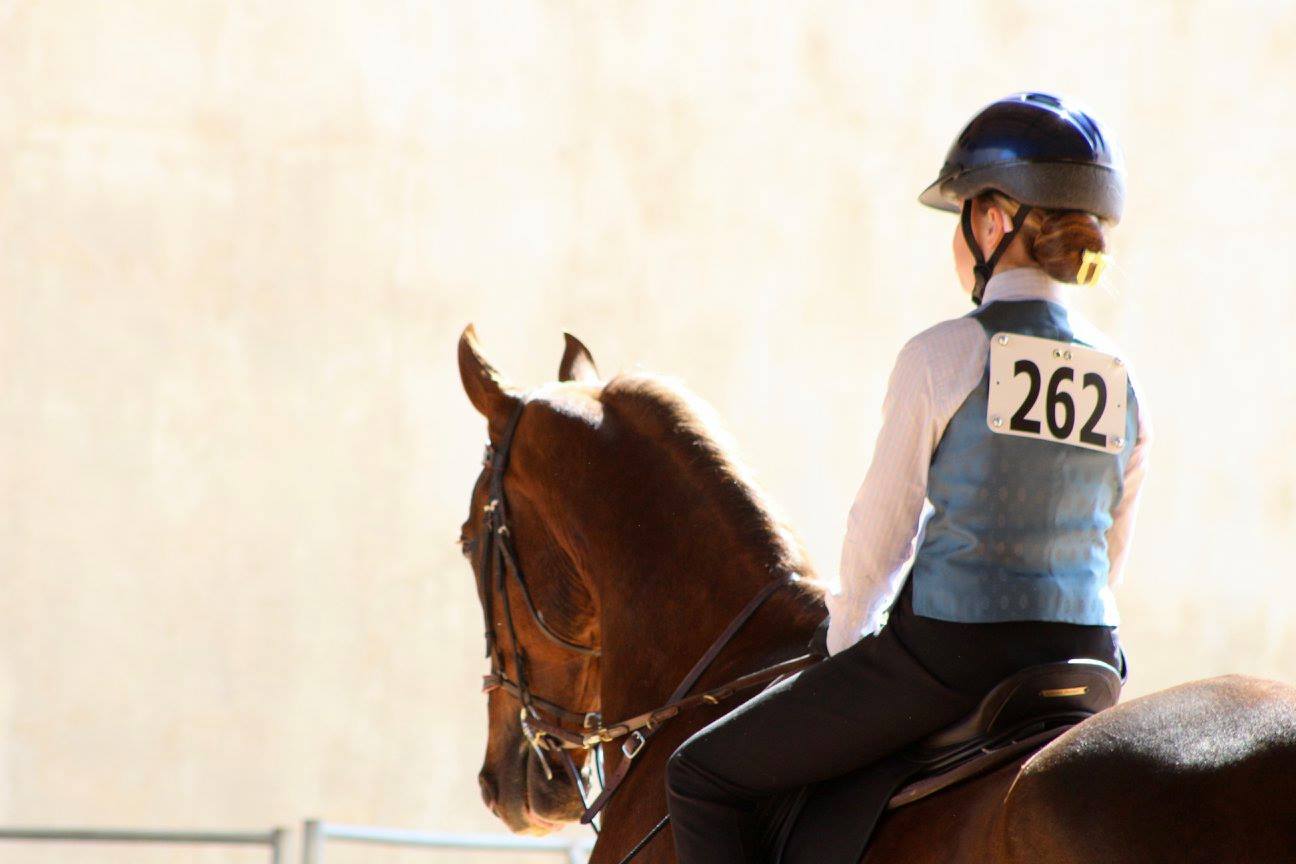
left=580, top=712, right=605, bottom=749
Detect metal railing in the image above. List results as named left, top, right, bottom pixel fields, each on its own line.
left=0, top=821, right=593, bottom=863
left=301, top=821, right=593, bottom=864
left=0, top=826, right=288, bottom=862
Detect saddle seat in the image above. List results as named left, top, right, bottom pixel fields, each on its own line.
left=920, top=657, right=1122, bottom=750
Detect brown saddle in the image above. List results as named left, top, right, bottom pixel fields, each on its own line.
left=774, top=657, right=1124, bottom=864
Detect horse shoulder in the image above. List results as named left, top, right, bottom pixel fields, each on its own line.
left=993, top=674, right=1296, bottom=863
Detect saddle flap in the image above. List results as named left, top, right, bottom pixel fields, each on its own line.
left=775, top=752, right=915, bottom=864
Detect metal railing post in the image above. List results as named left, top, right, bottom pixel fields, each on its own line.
left=302, top=819, right=324, bottom=864
left=271, top=826, right=288, bottom=864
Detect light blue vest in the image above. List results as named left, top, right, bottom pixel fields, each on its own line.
left=910, top=300, right=1139, bottom=626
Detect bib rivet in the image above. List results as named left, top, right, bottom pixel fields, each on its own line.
left=1052, top=348, right=1063, bottom=359
left=997, top=334, right=1010, bottom=346
left=991, top=415, right=1004, bottom=428
left=1111, top=436, right=1125, bottom=448
left=1063, top=350, right=1073, bottom=361
left=1113, top=357, right=1123, bottom=367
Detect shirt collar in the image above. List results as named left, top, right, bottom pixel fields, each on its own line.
left=980, top=267, right=1069, bottom=306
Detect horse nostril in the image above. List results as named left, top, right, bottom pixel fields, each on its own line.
left=478, top=771, right=498, bottom=810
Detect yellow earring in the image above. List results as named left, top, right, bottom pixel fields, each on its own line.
left=1077, top=249, right=1110, bottom=286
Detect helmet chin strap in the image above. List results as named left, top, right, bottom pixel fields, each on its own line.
left=961, top=198, right=1034, bottom=306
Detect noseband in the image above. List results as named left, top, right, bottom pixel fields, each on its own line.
left=473, top=398, right=818, bottom=829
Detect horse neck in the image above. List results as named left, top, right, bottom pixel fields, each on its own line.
left=568, top=452, right=823, bottom=721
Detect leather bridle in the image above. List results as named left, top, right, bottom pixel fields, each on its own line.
left=472, top=400, right=600, bottom=796
left=470, top=398, right=818, bottom=833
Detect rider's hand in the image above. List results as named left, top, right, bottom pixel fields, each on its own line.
left=808, top=616, right=830, bottom=658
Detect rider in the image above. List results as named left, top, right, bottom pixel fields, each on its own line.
left=664, top=91, right=1152, bottom=862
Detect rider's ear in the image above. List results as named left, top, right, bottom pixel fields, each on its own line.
left=558, top=332, right=600, bottom=383
left=459, top=324, right=521, bottom=434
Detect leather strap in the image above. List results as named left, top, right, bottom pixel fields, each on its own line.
left=962, top=197, right=1034, bottom=305
left=579, top=574, right=807, bottom=823
left=494, top=653, right=819, bottom=751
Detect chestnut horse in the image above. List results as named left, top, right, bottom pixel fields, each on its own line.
left=457, top=325, right=1296, bottom=863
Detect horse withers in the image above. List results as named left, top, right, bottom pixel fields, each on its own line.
left=457, top=324, right=1296, bottom=863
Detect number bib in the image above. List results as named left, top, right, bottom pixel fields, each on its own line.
left=986, top=333, right=1129, bottom=453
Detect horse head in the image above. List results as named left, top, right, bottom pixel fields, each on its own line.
left=457, top=324, right=825, bottom=845
left=457, top=325, right=605, bottom=834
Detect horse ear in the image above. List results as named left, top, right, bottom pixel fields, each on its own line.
left=459, top=324, right=519, bottom=428
left=558, top=332, right=600, bottom=383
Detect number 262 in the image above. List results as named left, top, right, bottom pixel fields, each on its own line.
left=1010, top=360, right=1108, bottom=447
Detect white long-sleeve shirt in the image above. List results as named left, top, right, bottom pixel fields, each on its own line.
left=826, top=267, right=1153, bottom=656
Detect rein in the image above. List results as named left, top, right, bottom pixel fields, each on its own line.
left=473, top=398, right=819, bottom=830
left=485, top=648, right=816, bottom=752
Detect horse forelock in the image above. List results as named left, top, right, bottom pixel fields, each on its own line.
left=596, top=372, right=823, bottom=600
left=529, top=380, right=605, bottom=425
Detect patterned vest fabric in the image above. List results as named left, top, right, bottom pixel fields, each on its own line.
left=910, top=300, right=1139, bottom=626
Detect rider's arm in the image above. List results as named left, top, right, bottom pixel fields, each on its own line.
left=826, top=318, right=986, bottom=655
left=1106, top=389, right=1153, bottom=591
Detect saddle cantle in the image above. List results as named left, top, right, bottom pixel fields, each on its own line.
left=774, top=658, right=1124, bottom=864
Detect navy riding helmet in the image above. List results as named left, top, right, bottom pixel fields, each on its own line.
left=918, top=91, right=1126, bottom=304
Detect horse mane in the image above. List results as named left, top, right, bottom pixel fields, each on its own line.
left=598, top=372, right=824, bottom=601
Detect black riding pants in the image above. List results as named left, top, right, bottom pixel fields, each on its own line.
left=664, top=577, right=1121, bottom=863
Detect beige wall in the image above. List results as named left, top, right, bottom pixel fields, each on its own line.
left=1, top=1, right=1294, bottom=860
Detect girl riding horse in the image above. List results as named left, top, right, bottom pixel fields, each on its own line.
left=665, top=91, right=1152, bottom=864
